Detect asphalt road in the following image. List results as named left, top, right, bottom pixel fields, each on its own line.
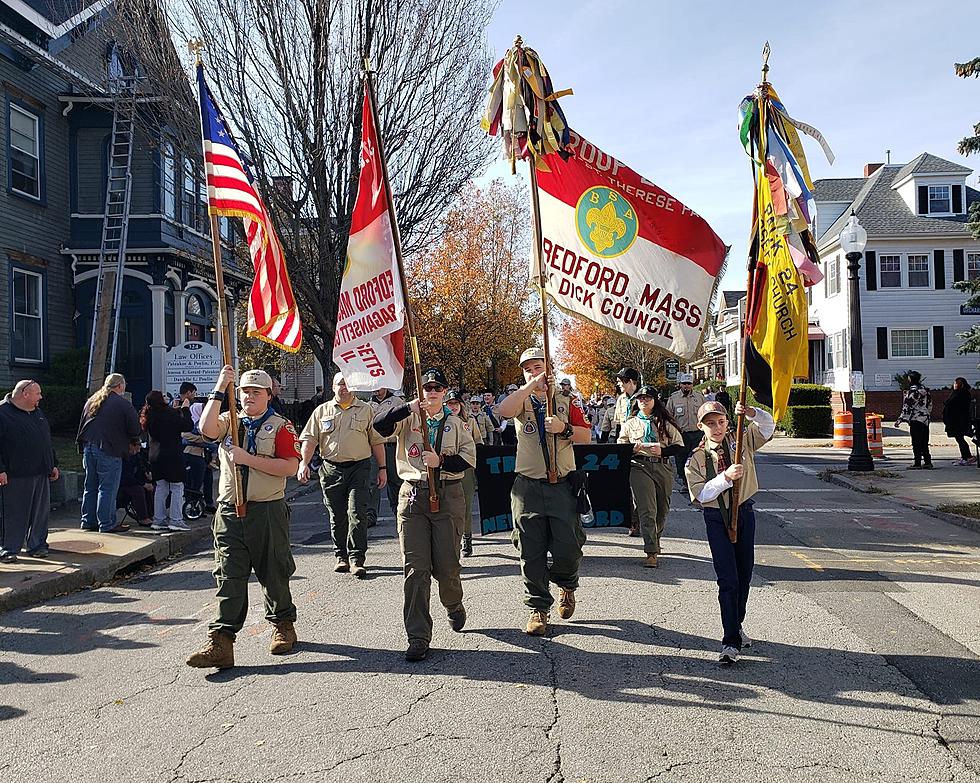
left=2, top=451, right=979, bottom=783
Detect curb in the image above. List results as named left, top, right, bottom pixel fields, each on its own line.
left=820, top=471, right=980, bottom=535
left=0, top=483, right=317, bottom=616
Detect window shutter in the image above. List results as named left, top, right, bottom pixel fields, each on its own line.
left=952, top=185, right=963, bottom=213
left=933, top=249, right=945, bottom=289
left=865, top=251, right=877, bottom=291
left=933, top=325, right=944, bottom=359
left=953, top=249, right=965, bottom=282
left=917, top=185, right=929, bottom=214
left=877, top=327, right=888, bottom=359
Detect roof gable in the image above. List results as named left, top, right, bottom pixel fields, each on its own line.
left=893, top=152, right=972, bottom=184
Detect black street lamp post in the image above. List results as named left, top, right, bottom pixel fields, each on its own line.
left=840, top=212, right=874, bottom=472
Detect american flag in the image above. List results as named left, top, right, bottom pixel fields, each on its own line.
left=196, top=65, right=302, bottom=352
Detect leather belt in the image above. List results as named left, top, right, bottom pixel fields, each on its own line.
left=633, top=455, right=672, bottom=464
left=408, top=478, right=462, bottom=486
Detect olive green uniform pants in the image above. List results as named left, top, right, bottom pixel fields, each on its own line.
left=629, top=458, right=673, bottom=555
left=461, top=467, right=475, bottom=538
left=397, top=480, right=465, bottom=644
left=209, top=500, right=296, bottom=638
left=319, top=458, right=371, bottom=564
left=511, top=475, right=586, bottom=612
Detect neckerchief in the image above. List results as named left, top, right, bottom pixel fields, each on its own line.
left=530, top=395, right=552, bottom=472
left=636, top=412, right=658, bottom=444
left=702, top=436, right=734, bottom=527
left=425, top=405, right=452, bottom=448
left=241, top=407, right=276, bottom=455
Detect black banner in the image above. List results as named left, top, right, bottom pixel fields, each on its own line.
left=475, top=444, right=634, bottom=534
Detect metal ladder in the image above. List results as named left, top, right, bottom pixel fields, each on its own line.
left=86, top=75, right=138, bottom=392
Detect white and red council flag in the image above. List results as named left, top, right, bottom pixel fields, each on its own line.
left=332, top=86, right=406, bottom=391
left=197, top=65, right=302, bottom=351
left=536, top=131, right=727, bottom=358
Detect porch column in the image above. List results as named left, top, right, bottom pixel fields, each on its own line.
left=174, top=290, right=188, bottom=346
left=149, top=284, right=168, bottom=391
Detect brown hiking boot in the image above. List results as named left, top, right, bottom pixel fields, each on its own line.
left=269, top=621, right=297, bottom=655
left=186, top=631, right=234, bottom=669
left=557, top=588, right=576, bottom=619
left=334, top=558, right=350, bottom=573
left=643, top=554, right=659, bottom=568
left=351, top=562, right=367, bottom=579
left=525, top=610, right=549, bottom=636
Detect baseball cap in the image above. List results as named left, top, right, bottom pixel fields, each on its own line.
left=420, top=368, right=448, bottom=387
left=469, top=395, right=482, bottom=403
left=505, top=383, right=519, bottom=392
left=678, top=372, right=695, bottom=384
left=559, top=378, right=572, bottom=386
left=633, top=385, right=658, bottom=399
left=697, top=401, right=729, bottom=422
left=518, top=347, right=546, bottom=367
left=239, top=369, right=273, bottom=389
left=615, top=367, right=640, bottom=384
left=445, top=390, right=463, bottom=402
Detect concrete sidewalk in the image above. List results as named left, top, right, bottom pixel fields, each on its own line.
left=0, top=482, right=317, bottom=615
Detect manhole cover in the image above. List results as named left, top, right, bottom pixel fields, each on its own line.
left=53, top=539, right=104, bottom=554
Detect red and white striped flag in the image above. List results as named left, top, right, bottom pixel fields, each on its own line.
left=197, top=65, right=302, bottom=352
left=332, top=86, right=406, bottom=391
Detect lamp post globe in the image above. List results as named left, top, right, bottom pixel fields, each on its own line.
left=839, top=212, right=874, bottom=472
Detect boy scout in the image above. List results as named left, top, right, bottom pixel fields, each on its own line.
left=612, top=367, right=640, bottom=436
left=373, top=368, right=476, bottom=662
left=497, top=348, right=591, bottom=636
left=297, top=372, right=386, bottom=578
left=187, top=366, right=302, bottom=670
left=668, top=373, right=707, bottom=490
left=617, top=385, right=685, bottom=567
left=446, top=391, right=477, bottom=558
left=685, top=400, right=774, bottom=664
left=468, top=395, right=493, bottom=445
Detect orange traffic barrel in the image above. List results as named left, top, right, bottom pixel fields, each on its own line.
left=833, top=412, right=853, bottom=449
left=866, top=413, right=883, bottom=457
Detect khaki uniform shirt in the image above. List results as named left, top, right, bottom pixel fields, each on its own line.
left=612, top=393, right=632, bottom=428
left=515, top=391, right=587, bottom=480
left=300, top=398, right=383, bottom=463
left=213, top=411, right=301, bottom=503
left=617, top=416, right=684, bottom=450
left=685, top=419, right=771, bottom=507
left=468, top=410, right=492, bottom=445
left=393, top=409, right=476, bottom=482
left=667, top=389, right=707, bottom=432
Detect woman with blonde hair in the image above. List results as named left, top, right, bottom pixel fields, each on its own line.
left=76, top=373, right=141, bottom=533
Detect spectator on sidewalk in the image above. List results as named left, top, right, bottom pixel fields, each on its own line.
left=142, top=391, right=193, bottom=532
left=182, top=402, right=216, bottom=513
left=895, top=370, right=934, bottom=470
left=77, top=373, right=141, bottom=533
left=0, top=380, right=59, bottom=562
left=943, top=377, right=977, bottom=466
left=118, top=443, right=154, bottom=527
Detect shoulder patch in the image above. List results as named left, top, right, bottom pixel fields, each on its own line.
left=284, top=422, right=297, bottom=435
left=523, top=420, right=536, bottom=434
left=463, top=422, right=471, bottom=431
left=408, top=443, right=421, bottom=459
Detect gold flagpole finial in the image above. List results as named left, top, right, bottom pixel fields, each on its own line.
left=513, top=34, right=523, bottom=49
left=761, top=41, right=771, bottom=84
left=188, top=37, right=204, bottom=67
left=363, top=56, right=373, bottom=74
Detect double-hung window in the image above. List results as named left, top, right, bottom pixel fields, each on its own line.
left=907, top=254, right=930, bottom=287
left=879, top=254, right=901, bottom=288
left=928, top=185, right=951, bottom=214
left=161, top=141, right=177, bottom=219
left=968, top=252, right=980, bottom=282
left=9, top=104, right=41, bottom=199
left=11, top=268, right=43, bottom=362
left=827, top=256, right=841, bottom=296
left=890, top=328, right=929, bottom=358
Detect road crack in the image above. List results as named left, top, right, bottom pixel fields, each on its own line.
left=541, top=640, right=563, bottom=783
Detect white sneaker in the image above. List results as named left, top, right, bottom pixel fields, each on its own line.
left=740, top=629, right=752, bottom=648
left=719, top=645, right=739, bottom=664
left=150, top=521, right=169, bottom=532
left=167, top=519, right=191, bottom=531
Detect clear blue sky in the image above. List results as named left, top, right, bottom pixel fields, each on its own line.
left=481, top=0, right=980, bottom=300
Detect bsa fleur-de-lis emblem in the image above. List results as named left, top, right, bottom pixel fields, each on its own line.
left=586, top=201, right=628, bottom=254
left=575, top=186, right=639, bottom=259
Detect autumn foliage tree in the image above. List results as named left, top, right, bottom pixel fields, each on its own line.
left=407, top=180, right=538, bottom=391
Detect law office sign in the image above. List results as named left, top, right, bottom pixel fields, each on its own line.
left=165, top=342, right=223, bottom=398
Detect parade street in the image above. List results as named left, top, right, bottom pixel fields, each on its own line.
left=2, top=451, right=979, bottom=783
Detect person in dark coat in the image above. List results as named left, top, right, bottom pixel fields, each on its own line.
left=118, top=443, right=154, bottom=527
left=77, top=373, right=142, bottom=533
left=141, top=390, right=193, bottom=532
left=0, top=380, right=59, bottom=561
left=943, top=377, right=977, bottom=466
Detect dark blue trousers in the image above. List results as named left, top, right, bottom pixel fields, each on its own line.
left=703, top=502, right=755, bottom=648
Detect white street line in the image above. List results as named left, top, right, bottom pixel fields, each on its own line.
left=759, top=488, right=837, bottom=492
left=784, top=464, right=823, bottom=476
left=757, top=508, right=901, bottom=514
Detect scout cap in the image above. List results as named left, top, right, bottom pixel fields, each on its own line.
left=445, top=390, right=463, bottom=402
left=697, top=401, right=729, bottom=422
left=518, top=347, right=545, bottom=367
left=420, top=368, right=448, bottom=387
left=559, top=378, right=572, bottom=386
left=633, top=385, right=658, bottom=399
left=677, top=372, right=695, bottom=384
left=469, top=395, right=482, bottom=403
left=615, top=367, right=640, bottom=384
left=506, top=383, right=519, bottom=391
left=239, top=369, right=273, bottom=389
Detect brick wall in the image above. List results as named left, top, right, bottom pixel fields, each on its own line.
left=829, top=388, right=973, bottom=420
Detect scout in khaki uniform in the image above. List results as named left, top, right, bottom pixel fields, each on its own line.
left=468, top=395, right=493, bottom=446
left=187, top=366, right=302, bottom=670
left=617, top=385, right=685, bottom=567
left=612, top=367, right=640, bottom=437
left=497, top=348, right=591, bottom=636
left=685, top=400, right=775, bottom=664
left=668, top=373, right=707, bottom=490
left=446, top=391, right=476, bottom=558
left=297, top=372, right=386, bottom=578
left=373, top=368, right=476, bottom=662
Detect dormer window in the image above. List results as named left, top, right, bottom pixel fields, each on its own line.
left=928, top=185, right=951, bottom=214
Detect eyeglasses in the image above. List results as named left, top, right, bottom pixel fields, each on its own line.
left=422, top=384, right=445, bottom=392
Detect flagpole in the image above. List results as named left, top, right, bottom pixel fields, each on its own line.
left=730, top=43, right=771, bottom=542
left=363, top=59, right=439, bottom=512
left=190, top=40, right=246, bottom=518
left=518, top=36, right=559, bottom=484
